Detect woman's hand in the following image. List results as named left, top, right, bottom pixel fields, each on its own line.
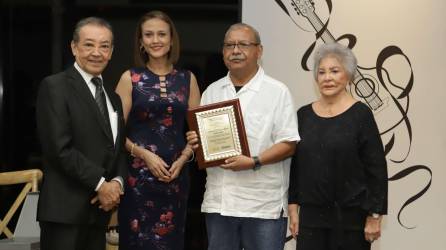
left=288, top=204, right=299, bottom=239
left=364, top=215, right=382, bottom=243
left=168, top=145, right=194, bottom=181
left=140, top=149, right=171, bottom=182
left=168, top=156, right=187, bottom=182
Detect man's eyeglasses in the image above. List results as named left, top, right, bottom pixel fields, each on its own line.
left=223, top=42, right=259, bottom=51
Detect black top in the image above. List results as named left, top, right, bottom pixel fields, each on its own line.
left=289, top=102, right=388, bottom=227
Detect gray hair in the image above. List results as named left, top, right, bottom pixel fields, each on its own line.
left=72, top=17, right=114, bottom=45
left=313, top=43, right=357, bottom=80
left=224, top=23, right=261, bottom=44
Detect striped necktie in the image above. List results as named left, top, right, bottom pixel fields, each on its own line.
left=91, top=77, right=111, bottom=128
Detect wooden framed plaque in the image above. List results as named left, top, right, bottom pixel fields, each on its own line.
left=187, top=99, right=250, bottom=169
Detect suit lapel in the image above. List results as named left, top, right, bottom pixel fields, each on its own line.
left=104, top=83, right=125, bottom=151
left=66, top=66, right=114, bottom=142
left=104, top=83, right=119, bottom=115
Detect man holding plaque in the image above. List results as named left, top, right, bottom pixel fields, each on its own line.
left=187, top=23, right=299, bottom=250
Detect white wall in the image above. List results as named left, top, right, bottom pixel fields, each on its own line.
left=242, top=0, right=445, bottom=249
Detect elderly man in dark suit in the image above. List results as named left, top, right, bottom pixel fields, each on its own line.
left=36, top=17, right=127, bottom=250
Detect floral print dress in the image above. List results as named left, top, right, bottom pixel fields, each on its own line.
left=119, top=67, right=191, bottom=250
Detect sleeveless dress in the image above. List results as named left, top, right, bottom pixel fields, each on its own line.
left=119, top=67, right=191, bottom=250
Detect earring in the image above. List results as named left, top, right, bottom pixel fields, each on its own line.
left=140, top=45, right=146, bottom=54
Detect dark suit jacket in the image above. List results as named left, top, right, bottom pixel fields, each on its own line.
left=36, top=66, right=128, bottom=226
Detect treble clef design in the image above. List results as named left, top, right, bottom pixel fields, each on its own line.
left=274, top=0, right=432, bottom=232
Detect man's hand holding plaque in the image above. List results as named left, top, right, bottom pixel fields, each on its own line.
left=187, top=99, right=250, bottom=169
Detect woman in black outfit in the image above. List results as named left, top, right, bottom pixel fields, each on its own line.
left=288, top=43, right=388, bottom=250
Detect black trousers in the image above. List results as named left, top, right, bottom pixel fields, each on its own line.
left=296, top=226, right=371, bottom=250
left=40, top=221, right=106, bottom=250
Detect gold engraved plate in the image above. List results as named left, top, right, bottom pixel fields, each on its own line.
left=196, top=106, right=241, bottom=161
left=187, top=99, right=250, bottom=169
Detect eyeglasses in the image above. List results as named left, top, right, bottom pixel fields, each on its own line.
left=223, top=42, right=259, bottom=51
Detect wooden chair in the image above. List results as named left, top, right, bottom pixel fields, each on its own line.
left=0, top=169, right=119, bottom=249
left=0, top=169, right=43, bottom=238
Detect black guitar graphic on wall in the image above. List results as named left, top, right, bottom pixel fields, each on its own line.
left=276, top=0, right=408, bottom=135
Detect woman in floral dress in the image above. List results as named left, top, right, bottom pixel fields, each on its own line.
left=115, top=10, right=200, bottom=250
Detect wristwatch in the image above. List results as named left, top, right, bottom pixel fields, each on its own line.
left=252, top=156, right=262, bottom=171
left=370, top=213, right=380, bottom=219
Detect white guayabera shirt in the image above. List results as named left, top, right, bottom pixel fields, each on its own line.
left=200, top=66, right=300, bottom=219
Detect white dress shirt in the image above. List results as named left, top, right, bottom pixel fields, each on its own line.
left=200, top=66, right=300, bottom=219
left=74, top=62, right=122, bottom=190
